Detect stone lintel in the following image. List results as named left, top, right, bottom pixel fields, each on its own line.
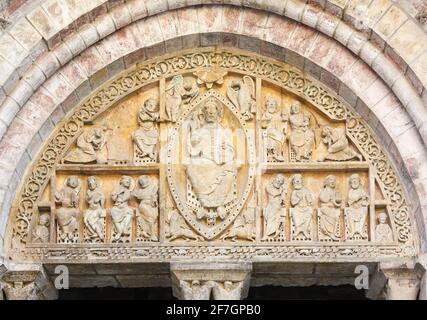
left=170, top=262, right=252, bottom=300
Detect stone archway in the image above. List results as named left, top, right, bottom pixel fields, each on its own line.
left=0, top=1, right=427, bottom=300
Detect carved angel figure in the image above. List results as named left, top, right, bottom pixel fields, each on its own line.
left=132, top=98, right=159, bottom=162
left=345, top=174, right=370, bottom=240
left=166, top=210, right=201, bottom=241
left=375, top=212, right=393, bottom=243
left=110, top=176, right=135, bottom=241
left=55, top=176, right=80, bottom=241
left=212, top=281, right=244, bottom=300
left=227, top=76, right=256, bottom=120
left=262, top=174, right=286, bottom=240
left=221, top=209, right=255, bottom=242
left=83, top=176, right=106, bottom=242
left=318, top=175, right=342, bottom=241
left=64, top=127, right=107, bottom=164
left=133, top=175, right=159, bottom=241
left=261, top=96, right=288, bottom=162
left=32, top=214, right=50, bottom=243
left=290, top=174, right=313, bottom=240
left=289, top=101, right=315, bottom=161
left=319, top=126, right=362, bottom=162
left=165, top=75, right=199, bottom=122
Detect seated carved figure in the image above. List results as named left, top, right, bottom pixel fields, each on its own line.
left=55, top=176, right=80, bottom=241
left=319, top=126, right=362, bottom=162
left=288, top=101, right=315, bottom=161
left=185, top=98, right=238, bottom=225
left=261, top=97, right=288, bottom=162
left=32, top=214, right=50, bottom=243
left=345, top=174, right=370, bottom=240
left=290, top=174, right=313, bottom=240
left=83, top=176, right=106, bottom=242
left=110, top=176, right=135, bottom=242
left=64, top=127, right=107, bottom=164
left=133, top=175, right=159, bottom=241
left=132, top=98, right=159, bottom=162
left=318, top=175, right=342, bottom=241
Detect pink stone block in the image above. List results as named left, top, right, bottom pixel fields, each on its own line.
left=136, top=16, right=164, bottom=47
left=360, top=77, right=390, bottom=108
left=59, top=61, right=88, bottom=89
left=17, top=101, right=50, bottom=131
left=197, top=5, right=223, bottom=33
left=177, top=7, right=200, bottom=36
left=241, top=8, right=268, bottom=39
left=287, top=24, right=317, bottom=55
left=76, top=46, right=107, bottom=76
left=326, top=45, right=357, bottom=77
left=264, top=14, right=296, bottom=47
left=29, top=87, right=56, bottom=113
left=157, top=11, right=180, bottom=40
left=222, top=6, right=242, bottom=34
left=114, top=27, right=139, bottom=56
left=307, top=33, right=335, bottom=65
left=342, top=60, right=377, bottom=94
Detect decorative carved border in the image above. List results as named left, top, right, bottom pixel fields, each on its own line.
left=9, top=48, right=416, bottom=260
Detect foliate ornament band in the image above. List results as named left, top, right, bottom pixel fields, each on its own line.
left=10, top=48, right=414, bottom=254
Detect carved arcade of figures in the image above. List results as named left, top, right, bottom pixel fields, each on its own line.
left=375, top=212, right=394, bottom=243
left=261, top=97, right=288, bottom=162
left=227, top=76, right=256, bottom=121
left=55, top=176, right=80, bottom=243
left=318, top=175, right=342, bottom=241
left=288, top=101, right=315, bottom=162
left=345, top=174, right=370, bottom=241
left=262, top=174, right=287, bottom=241
left=132, top=98, right=160, bottom=164
left=185, top=98, right=238, bottom=226
left=110, top=176, right=135, bottom=242
left=83, top=176, right=106, bottom=243
left=165, top=75, right=199, bottom=122
left=319, top=126, right=362, bottom=162
left=290, top=174, right=314, bottom=241
left=133, top=175, right=159, bottom=242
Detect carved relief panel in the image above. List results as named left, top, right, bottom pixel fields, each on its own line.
left=10, top=49, right=414, bottom=262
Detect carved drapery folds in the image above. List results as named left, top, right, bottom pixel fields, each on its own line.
left=8, top=48, right=415, bottom=263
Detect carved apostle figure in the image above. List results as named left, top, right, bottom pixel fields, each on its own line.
left=185, top=98, right=238, bottom=225
left=111, top=176, right=135, bottom=242
left=290, top=174, right=313, bottom=240
left=133, top=175, right=159, bottom=241
left=262, top=174, right=286, bottom=240
left=165, top=75, right=199, bottom=122
left=221, top=209, right=255, bottom=242
left=227, top=76, right=256, bottom=120
left=132, top=98, right=159, bottom=163
left=375, top=212, right=393, bottom=243
left=167, top=210, right=201, bottom=241
left=319, top=126, right=362, bottom=162
left=64, top=127, right=107, bottom=164
left=55, top=176, right=80, bottom=241
left=212, top=281, right=244, bottom=300
left=345, top=174, right=370, bottom=240
left=83, top=176, right=106, bottom=242
left=261, top=96, right=288, bottom=162
left=32, top=214, right=50, bottom=243
left=288, top=101, right=315, bottom=161
left=318, top=175, right=342, bottom=241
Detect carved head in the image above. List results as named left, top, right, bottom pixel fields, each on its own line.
left=66, top=176, right=79, bottom=189
left=202, top=98, right=223, bottom=123
left=93, top=128, right=103, bottom=139
left=321, top=126, right=333, bottom=137
left=183, top=78, right=194, bottom=91
left=191, top=280, right=201, bottom=287
left=87, top=176, right=98, bottom=191
left=290, top=101, right=301, bottom=114
left=39, top=214, right=50, bottom=227
left=324, top=175, right=336, bottom=189
left=292, top=174, right=304, bottom=190
left=144, top=98, right=159, bottom=113
left=224, top=281, right=233, bottom=290
left=349, top=174, right=361, bottom=189
left=273, top=174, right=285, bottom=188
left=265, top=96, right=278, bottom=113
left=120, top=176, right=133, bottom=189
left=378, top=212, right=388, bottom=224
left=138, top=175, right=150, bottom=188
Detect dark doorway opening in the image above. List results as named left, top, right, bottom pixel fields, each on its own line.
left=58, top=285, right=367, bottom=300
